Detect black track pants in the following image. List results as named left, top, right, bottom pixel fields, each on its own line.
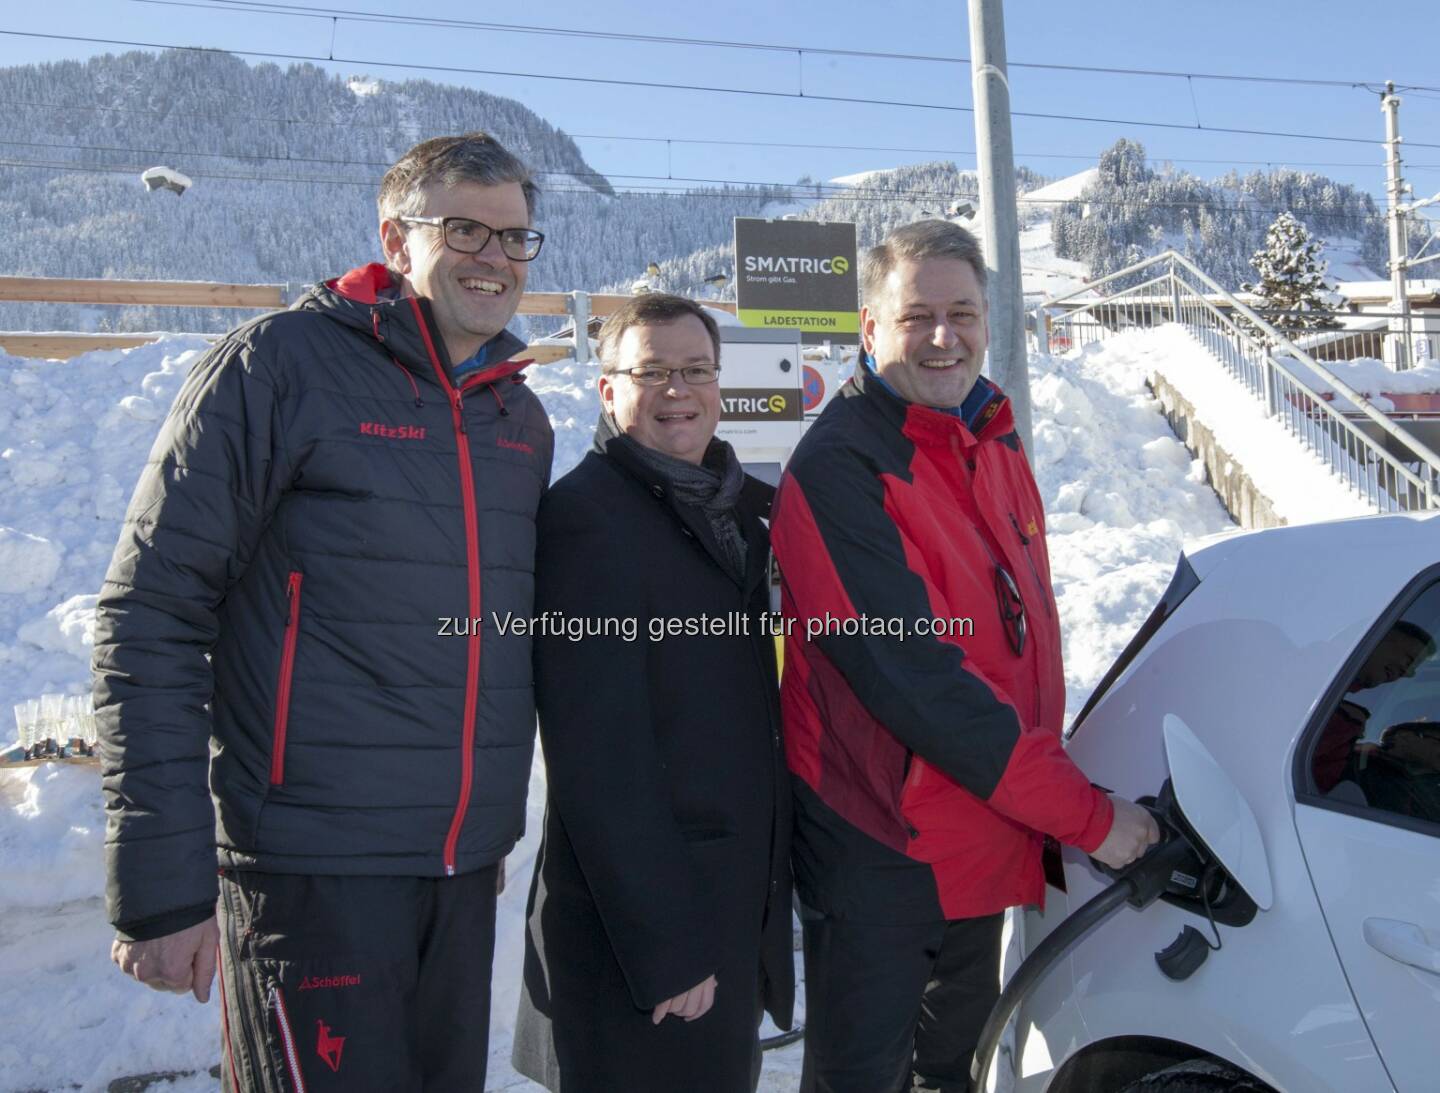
left=798, top=909, right=1004, bottom=1093
left=217, top=867, right=499, bottom=1093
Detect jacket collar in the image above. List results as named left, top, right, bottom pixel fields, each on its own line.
left=849, top=356, right=1016, bottom=450
left=297, top=262, right=530, bottom=391
left=592, top=419, right=772, bottom=596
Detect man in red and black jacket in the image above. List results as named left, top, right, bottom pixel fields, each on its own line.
left=771, top=220, right=1159, bottom=1093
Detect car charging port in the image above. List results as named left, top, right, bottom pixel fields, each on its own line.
left=969, top=778, right=1257, bottom=1093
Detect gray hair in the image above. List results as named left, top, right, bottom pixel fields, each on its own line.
left=861, top=219, right=988, bottom=314
left=378, top=132, right=539, bottom=223
left=596, top=293, right=721, bottom=371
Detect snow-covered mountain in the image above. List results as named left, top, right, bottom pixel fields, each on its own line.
left=3, top=49, right=1404, bottom=340
left=1048, top=139, right=1398, bottom=292
left=0, top=48, right=788, bottom=335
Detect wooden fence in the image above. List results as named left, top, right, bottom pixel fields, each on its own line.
left=0, top=276, right=736, bottom=361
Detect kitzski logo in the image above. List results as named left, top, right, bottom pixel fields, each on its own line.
left=316, top=1019, right=346, bottom=1072
left=358, top=422, right=426, bottom=440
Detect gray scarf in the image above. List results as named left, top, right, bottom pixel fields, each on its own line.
left=597, top=411, right=749, bottom=583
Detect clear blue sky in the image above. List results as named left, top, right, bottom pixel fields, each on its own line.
left=3, top=0, right=1439, bottom=214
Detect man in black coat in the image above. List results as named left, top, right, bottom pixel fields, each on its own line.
left=513, top=294, right=795, bottom=1092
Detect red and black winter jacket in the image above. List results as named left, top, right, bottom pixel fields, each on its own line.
left=771, top=367, right=1113, bottom=921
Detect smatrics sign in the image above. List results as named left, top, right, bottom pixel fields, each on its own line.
left=720, top=388, right=802, bottom=423
left=734, top=218, right=859, bottom=345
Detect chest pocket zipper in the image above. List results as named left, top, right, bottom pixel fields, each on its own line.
left=1009, top=514, right=1052, bottom=618
left=270, top=571, right=304, bottom=786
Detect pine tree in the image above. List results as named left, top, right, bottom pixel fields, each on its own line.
left=1242, top=211, right=1339, bottom=334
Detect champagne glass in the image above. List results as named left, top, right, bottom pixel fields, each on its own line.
left=18, top=699, right=40, bottom=760
left=12, top=703, right=30, bottom=760
left=39, top=693, right=64, bottom=757
left=81, top=701, right=99, bottom=755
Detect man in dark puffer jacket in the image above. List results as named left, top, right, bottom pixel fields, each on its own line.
left=93, top=132, right=554, bottom=1092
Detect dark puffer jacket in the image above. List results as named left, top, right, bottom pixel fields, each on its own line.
left=93, top=263, right=554, bottom=939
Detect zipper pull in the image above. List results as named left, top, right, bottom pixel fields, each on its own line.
left=1009, top=513, right=1029, bottom=544
left=453, top=391, right=467, bottom=435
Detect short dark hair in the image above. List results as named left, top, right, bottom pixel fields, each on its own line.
left=597, top=294, right=721, bottom=370
left=862, top=219, right=988, bottom=314
left=378, top=132, right=539, bottom=223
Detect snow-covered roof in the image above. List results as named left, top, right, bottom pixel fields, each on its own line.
left=139, top=166, right=192, bottom=194
left=1333, top=279, right=1440, bottom=304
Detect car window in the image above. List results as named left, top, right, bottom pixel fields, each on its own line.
left=1311, top=581, right=1440, bottom=827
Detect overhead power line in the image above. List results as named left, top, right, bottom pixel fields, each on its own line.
left=4, top=29, right=1440, bottom=151
left=5, top=93, right=1433, bottom=174
left=15, top=134, right=1430, bottom=194
left=0, top=154, right=1413, bottom=225
left=127, top=0, right=1440, bottom=93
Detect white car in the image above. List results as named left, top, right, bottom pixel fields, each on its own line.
left=1010, top=513, right=1440, bottom=1093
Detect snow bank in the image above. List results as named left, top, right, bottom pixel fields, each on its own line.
left=0, top=338, right=212, bottom=724
left=0, top=527, right=62, bottom=594
left=1086, top=325, right=1375, bottom=525
left=1028, top=345, right=1236, bottom=708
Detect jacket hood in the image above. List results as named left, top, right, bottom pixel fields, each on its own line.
left=294, top=262, right=530, bottom=391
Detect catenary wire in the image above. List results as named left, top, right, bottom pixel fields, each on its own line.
left=1, top=155, right=1419, bottom=224
left=6, top=93, right=1435, bottom=174
left=122, top=0, right=1440, bottom=93
left=4, top=28, right=1440, bottom=150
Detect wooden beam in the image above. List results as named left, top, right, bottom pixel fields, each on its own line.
left=512, top=344, right=573, bottom=366
left=0, top=276, right=286, bottom=308
left=0, top=333, right=172, bottom=359
left=0, top=277, right=740, bottom=316
left=516, top=292, right=736, bottom=317
left=1, top=332, right=579, bottom=364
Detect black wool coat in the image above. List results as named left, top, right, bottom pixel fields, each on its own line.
left=513, top=434, right=794, bottom=1093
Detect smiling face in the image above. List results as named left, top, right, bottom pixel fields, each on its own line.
left=598, top=316, right=722, bottom=465
left=862, top=256, right=989, bottom=409
left=380, top=179, right=530, bottom=365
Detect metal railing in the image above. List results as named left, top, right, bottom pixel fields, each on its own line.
left=1033, top=251, right=1440, bottom=513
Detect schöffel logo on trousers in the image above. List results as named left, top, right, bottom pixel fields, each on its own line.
left=358, top=422, right=426, bottom=440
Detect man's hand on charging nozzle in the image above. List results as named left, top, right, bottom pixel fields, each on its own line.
left=1091, top=795, right=1162, bottom=870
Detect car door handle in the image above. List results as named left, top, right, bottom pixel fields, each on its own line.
left=1363, top=917, right=1440, bottom=975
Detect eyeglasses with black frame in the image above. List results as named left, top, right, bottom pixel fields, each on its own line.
left=605, top=364, right=722, bottom=386
left=993, top=565, right=1027, bottom=657
left=398, top=216, right=545, bottom=261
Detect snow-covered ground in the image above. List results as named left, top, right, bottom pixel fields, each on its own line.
left=1, top=321, right=1381, bottom=1091
left=1103, top=324, right=1377, bottom=524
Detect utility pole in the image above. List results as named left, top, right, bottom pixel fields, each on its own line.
left=968, top=0, right=1031, bottom=454
left=1383, top=81, right=1413, bottom=371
